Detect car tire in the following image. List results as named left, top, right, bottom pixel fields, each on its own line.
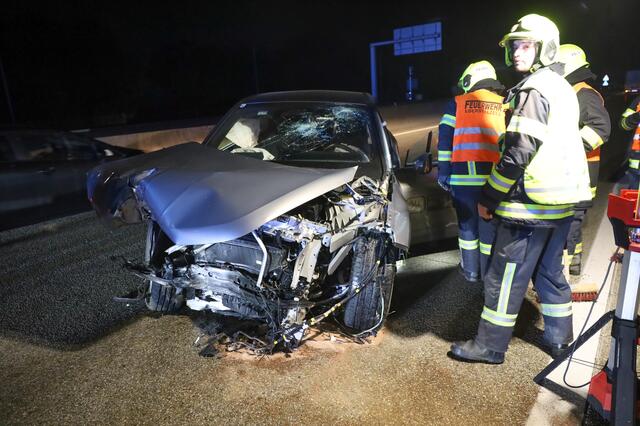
left=145, top=282, right=184, bottom=313
left=342, top=238, right=396, bottom=334
left=143, top=222, right=184, bottom=313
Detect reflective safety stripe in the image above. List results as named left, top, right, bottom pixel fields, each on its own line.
left=450, top=174, right=489, bottom=186
left=621, top=109, right=636, bottom=131
left=497, top=262, right=516, bottom=314
left=487, top=169, right=515, bottom=193
left=495, top=202, right=574, bottom=220
left=564, top=253, right=573, bottom=266
left=541, top=302, right=572, bottom=318
left=580, top=126, right=603, bottom=150
left=630, top=159, right=640, bottom=170
left=526, top=186, right=573, bottom=192
left=440, top=114, right=456, bottom=128
left=458, top=238, right=479, bottom=250
left=507, top=116, right=548, bottom=142
left=524, top=170, right=589, bottom=200
left=575, top=242, right=583, bottom=254
left=479, top=242, right=492, bottom=255
left=438, top=150, right=452, bottom=161
left=451, top=90, right=505, bottom=163
left=481, top=306, right=517, bottom=327
left=519, top=66, right=591, bottom=205
left=590, top=186, right=597, bottom=198
left=468, top=161, right=476, bottom=175
left=621, top=120, right=634, bottom=131
left=452, top=142, right=500, bottom=152
left=453, top=127, right=501, bottom=136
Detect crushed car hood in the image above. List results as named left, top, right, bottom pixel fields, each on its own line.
left=87, top=142, right=357, bottom=245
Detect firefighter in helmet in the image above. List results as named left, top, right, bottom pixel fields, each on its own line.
left=450, top=14, right=590, bottom=364
left=620, top=93, right=640, bottom=189
left=437, top=60, right=505, bottom=282
left=556, top=44, right=611, bottom=276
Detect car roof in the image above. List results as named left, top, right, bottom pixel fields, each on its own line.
left=0, top=127, right=87, bottom=137
left=239, top=90, right=376, bottom=107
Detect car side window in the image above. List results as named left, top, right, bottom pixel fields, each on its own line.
left=10, top=134, right=67, bottom=162
left=63, top=134, right=99, bottom=160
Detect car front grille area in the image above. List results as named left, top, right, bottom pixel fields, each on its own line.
left=193, top=238, right=287, bottom=275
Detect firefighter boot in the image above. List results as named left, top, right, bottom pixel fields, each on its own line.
left=569, top=253, right=581, bottom=276
left=457, top=264, right=479, bottom=283
left=450, top=339, right=504, bottom=364
left=550, top=343, right=569, bottom=358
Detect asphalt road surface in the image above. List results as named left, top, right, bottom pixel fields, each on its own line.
left=1, top=97, right=631, bottom=425
left=1, top=210, right=567, bottom=425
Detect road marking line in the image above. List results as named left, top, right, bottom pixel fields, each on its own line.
left=393, top=125, right=438, bottom=136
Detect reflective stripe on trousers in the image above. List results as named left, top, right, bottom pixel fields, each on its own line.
left=476, top=220, right=573, bottom=353
left=451, top=186, right=496, bottom=280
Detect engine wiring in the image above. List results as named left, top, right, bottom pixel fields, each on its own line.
left=269, top=234, right=389, bottom=351
left=127, top=177, right=395, bottom=356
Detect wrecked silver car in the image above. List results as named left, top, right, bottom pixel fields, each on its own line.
left=87, top=91, right=410, bottom=351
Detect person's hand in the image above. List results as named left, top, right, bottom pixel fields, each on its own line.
left=478, top=203, right=493, bottom=220
left=437, top=176, right=451, bottom=192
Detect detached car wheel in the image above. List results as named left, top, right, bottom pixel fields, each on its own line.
left=342, top=238, right=396, bottom=334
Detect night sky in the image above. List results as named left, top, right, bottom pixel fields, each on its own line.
left=1, top=0, right=638, bottom=129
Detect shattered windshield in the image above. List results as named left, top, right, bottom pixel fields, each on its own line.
left=206, top=103, right=376, bottom=163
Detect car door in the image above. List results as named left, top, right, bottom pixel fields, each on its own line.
left=380, top=125, right=411, bottom=251
left=0, top=132, right=66, bottom=229
left=389, top=127, right=458, bottom=250
left=0, top=135, right=31, bottom=215
left=58, top=132, right=103, bottom=210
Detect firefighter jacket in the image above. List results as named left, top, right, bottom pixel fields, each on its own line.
left=479, top=63, right=591, bottom=227
left=566, top=67, right=611, bottom=208
left=621, top=95, right=640, bottom=173
left=438, top=79, right=505, bottom=187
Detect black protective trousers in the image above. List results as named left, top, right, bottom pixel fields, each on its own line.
left=451, top=185, right=497, bottom=280
left=566, top=208, right=586, bottom=256
left=476, top=219, right=574, bottom=353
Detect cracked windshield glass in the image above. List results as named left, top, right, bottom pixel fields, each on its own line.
left=212, top=104, right=374, bottom=162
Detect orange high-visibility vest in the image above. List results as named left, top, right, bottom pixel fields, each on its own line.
left=451, top=89, right=505, bottom=163
left=573, top=81, right=604, bottom=162
left=633, top=102, right=640, bottom=152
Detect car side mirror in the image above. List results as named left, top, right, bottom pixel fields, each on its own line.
left=423, top=132, right=438, bottom=174
left=402, top=131, right=438, bottom=174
